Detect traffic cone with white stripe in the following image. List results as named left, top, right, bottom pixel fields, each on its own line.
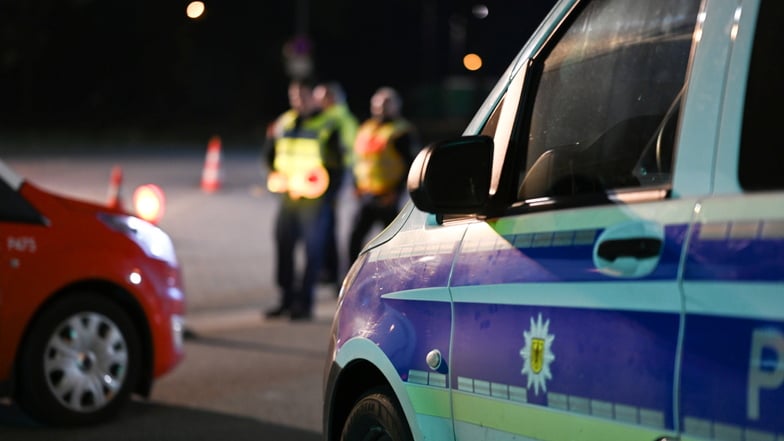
left=201, top=135, right=223, bottom=193
left=107, top=165, right=124, bottom=209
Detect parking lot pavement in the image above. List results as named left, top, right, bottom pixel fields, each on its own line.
left=184, top=286, right=339, bottom=335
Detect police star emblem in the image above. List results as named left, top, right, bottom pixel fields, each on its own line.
left=520, top=313, right=555, bottom=395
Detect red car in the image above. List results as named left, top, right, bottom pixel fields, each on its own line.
left=0, top=159, right=186, bottom=425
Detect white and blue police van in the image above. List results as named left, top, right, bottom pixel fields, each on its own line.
left=323, top=0, right=784, bottom=440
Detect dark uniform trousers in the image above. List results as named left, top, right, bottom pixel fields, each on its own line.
left=274, top=192, right=335, bottom=315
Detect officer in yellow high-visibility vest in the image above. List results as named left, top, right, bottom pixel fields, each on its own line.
left=349, top=86, right=419, bottom=261
left=263, top=78, right=343, bottom=320
left=314, top=82, right=359, bottom=159
left=313, top=82, right=359, bottom=287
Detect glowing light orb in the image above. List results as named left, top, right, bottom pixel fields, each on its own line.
left=133, top=184, right=166, bottom=224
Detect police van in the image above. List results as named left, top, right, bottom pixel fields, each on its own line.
left=323, top=0, right=784, bottom=440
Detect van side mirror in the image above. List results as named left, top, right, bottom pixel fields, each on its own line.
left=407, top=135, right=493, bottom=215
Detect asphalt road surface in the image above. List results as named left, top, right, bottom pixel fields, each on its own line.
left=0, top=317, right=330, bottom=440
left=0, top=143, right=362, bottom=440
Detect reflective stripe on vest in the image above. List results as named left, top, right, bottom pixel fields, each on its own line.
left=352, top=119, right=409, bottom=196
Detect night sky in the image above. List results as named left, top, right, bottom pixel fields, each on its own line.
left=0, top=0, right=556, bottom=144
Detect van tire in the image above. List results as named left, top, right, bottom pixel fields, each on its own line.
left=340, top=386, right=413, bottom=441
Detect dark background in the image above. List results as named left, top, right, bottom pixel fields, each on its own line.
left=0, top=0, right=556, bottom=147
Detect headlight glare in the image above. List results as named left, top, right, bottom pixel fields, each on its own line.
left=98, top=213, right=178, bottom=265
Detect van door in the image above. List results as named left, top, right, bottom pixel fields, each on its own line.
left=679, top=1, right=784, bottom=438
left=446, top=0, right=704, bottom=439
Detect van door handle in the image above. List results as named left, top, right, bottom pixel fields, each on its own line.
left=593, top=221, right=664, bottom=278
left=597, top=238, right=662, bottom=261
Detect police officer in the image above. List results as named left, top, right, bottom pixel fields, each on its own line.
left=313, top=82, right=358, bottom=286
left=264, top=78, right=343, bottom=320
left=349, top=86, right=419, bottom=261
left=314, top=81, right=359, bottom=158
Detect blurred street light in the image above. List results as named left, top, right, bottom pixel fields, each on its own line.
left=472, top=4, right=489, bottom=19
left=186, top=1, right=205, bottom=20
left=463, top=53, right=482, bottom=71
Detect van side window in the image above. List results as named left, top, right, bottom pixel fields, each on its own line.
left=738, top=0, right=784, bottom=191
left=517, top=0, right=700, bottom=201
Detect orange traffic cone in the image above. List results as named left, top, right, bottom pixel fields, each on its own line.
left=107, top=165, right=124, bottom=210
left=201, top=135, right=223, bottom=193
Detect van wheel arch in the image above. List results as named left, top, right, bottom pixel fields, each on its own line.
left=328, top=360, right=398, bottom=441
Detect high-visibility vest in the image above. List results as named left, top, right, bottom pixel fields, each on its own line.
left=267, top=110, right=335, bottom=199
left=352, top=118, right=411, bottom=196
left=324, top=104, right=359, bottom=155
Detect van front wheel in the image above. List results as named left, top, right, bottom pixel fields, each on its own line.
left=340, top=386, right=413, bottom=441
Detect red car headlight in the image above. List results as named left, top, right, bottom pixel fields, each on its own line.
left=98, top=213, right=178, bottom=266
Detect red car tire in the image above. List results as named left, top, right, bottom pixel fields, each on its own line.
left=16, top=291, right=142, bottom=426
